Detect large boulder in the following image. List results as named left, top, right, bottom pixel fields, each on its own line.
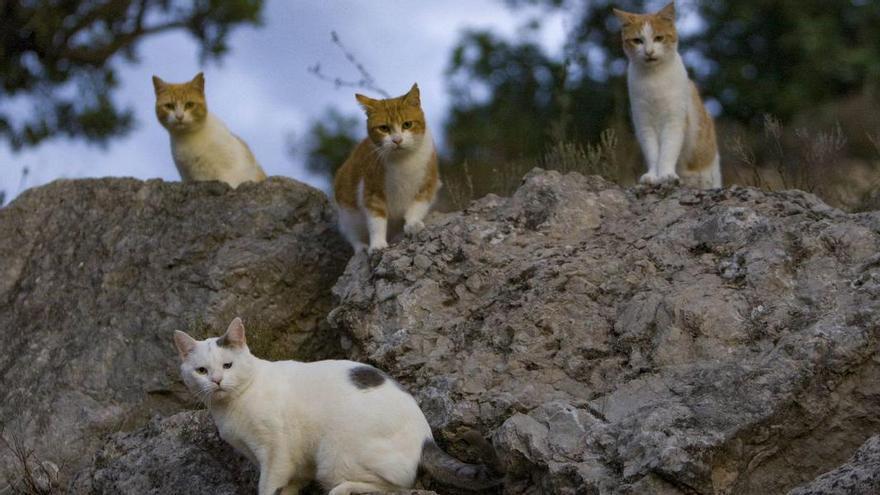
left=0, top=178, right=348, bottom=487
left=330, top=169, right=880, bottom=494
left=788, top=435, right=880, bottom=495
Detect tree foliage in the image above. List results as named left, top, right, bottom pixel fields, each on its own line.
left=0, top=0, right=263, bottom=149
left=443, top=0, right=880, bottom=173
left=295, top=107, right=361, bottom=180
left=694, top=1, right=880, bottom=122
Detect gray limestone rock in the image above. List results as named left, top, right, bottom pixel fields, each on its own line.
left=788, top=435, right=880, bottom=495
left=330, top=169, right=880, bottom=494
left=0, top=177, right=348, bottom=487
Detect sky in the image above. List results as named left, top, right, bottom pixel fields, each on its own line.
left=0, top=1, right=566, bottom=203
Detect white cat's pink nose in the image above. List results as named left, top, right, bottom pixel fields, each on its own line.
left=211, top=375, right=222, bottom=385
left=392, top=136, right=403, bottom=145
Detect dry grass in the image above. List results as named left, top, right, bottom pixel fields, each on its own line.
left=441, top=129, right=621, bottom=211
left=0, top=431, right=59, bottom=495
left=729, top=114, right=847, bottom=192
left=722, top=114, right=880, bottom=211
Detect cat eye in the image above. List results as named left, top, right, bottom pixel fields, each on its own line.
left=223, top=362, right=232, bottom=369
left=654, top=36, right=665, bottom=42
left=184, top=101, right=195, bottom=109
left=377, top=125, right=391, bottom=133
left=630, top=38, right=643, bottom=45
left=196, top=367, right=208, bottom=374
left=402, top=121, right=413, bottom=130
left=163, top=103, right=175, bottom=110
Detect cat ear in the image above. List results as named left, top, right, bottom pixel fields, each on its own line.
left=190, top=72, right=205, bottom=92
left=612, top=8, right=637, bottom=26
left=658, top=2, right=675, bottom=21
left=355, top=94, right=378, bottom=113
left=152, top=75, right=166, bottom=94
left=173, top=330, right=197, bottom=359
left=217, top=317, right=246, bottom=349
left=403, top=83, right=421, bottom=107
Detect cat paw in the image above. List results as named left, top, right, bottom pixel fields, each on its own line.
left=640, top=172, right=680, bottom=186
left=404, top=221, right=425, bottom=236
left=367, top=241, right=388, bottom=254
left=657, top=173, right=680, bottom=184
left=639, top=172, right=661, bottom=185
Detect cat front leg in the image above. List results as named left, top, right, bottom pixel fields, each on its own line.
left=256, top=449, right=297, bottom=495
left=656, top=117, right=686, bottom=183
left=328, top=481, right=396, bottom=495
left=635, top=122, right=661, bottom=184
left=274, top=480, right=307, bottom=495
left=403, top=200, right=431, bottom=235
left=362, top=195, right=389, bottom=252
left=365, top=213, right=389, bottom=252
left=258, top=462, right=296, bottom=495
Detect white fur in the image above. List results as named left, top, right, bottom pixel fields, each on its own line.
left=625, top=24, right=720, bottom=188
left=365, top=213, right=389, bottom=252
left=338, top=128, right=437, bottom=252
left=168, top=113, right=266, bottom=188
left=175, top=322, right=433, bottom=495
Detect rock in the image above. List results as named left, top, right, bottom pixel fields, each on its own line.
left=0, top=178, right=348, bottom=486
left=788, top=435, right=880, bottom=495
left=330, top=169, right=880, bottom=494
left=69, top=410, right=258, bottom=494
left=70, top=408, right=442, bottom=495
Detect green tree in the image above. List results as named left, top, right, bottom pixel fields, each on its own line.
left=0, top=0, right=264, bottom=149
left=443, top=0, right=880, bottom=174
left=444, top=0, right=649, bottom=168
left=694, top=1, right=880, bottom=123
left=293, top=108, right=361, bottom=180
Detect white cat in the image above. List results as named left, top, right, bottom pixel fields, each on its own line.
left=173, top=318, right=501, bottom=495
left=614, top=2, right=721, bottom=189
left=153, top=73, right=267, bottom=188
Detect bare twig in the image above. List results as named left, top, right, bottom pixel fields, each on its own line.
left=308, top=31, right=390, bottom=97
left=868, top=131, right=880, bottom=158
left=0, top=430, right=58, bottom=495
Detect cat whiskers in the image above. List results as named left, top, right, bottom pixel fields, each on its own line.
left=368, top=145, right=391, bottom=162
left=195, top=385, right=216, bottom=406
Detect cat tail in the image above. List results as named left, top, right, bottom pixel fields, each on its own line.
left=419, top=433, right=504, bottom=490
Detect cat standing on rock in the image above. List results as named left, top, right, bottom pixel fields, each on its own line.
left=615, top=2, right=721, bottom=189
left=153, top=72, right=267, bottom=188
left=173, top=318, right=502, bottom=495
left=333, top=83, right=440, bottom=253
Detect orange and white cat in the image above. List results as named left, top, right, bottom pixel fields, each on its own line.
left=333, top=84, right=439, bottom=252
left=614, top=2, right=721, bottom=189
left=153, top=73, right=267, bottom=188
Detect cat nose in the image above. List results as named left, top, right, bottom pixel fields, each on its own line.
left=392, top=136, right=403, bottom=145
left=211, top=375, right=222, bottom=385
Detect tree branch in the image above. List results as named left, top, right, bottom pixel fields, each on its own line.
left=308, top=31, right=390, bottom=97
left=61, top=19, right=188, bottom=65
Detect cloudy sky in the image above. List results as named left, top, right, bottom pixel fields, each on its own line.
left=0, top=1, right=566, bottom=203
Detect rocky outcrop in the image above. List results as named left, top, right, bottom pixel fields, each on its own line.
left=5, top=170, right=880, bottom=494
left=69, top=412, right=437, bottom=495
left=789, top=435, right=880, bottom=495
left=0, top=178, right=348, bottom=487
left=330, top=170, right=880, bottom=494
left=68, top=411, right=258, bottom=494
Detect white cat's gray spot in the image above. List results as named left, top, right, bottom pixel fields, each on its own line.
left=349, top=365, right=386, bottom=389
